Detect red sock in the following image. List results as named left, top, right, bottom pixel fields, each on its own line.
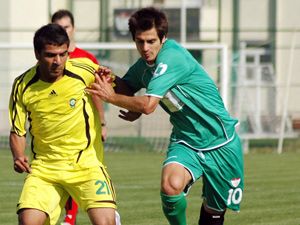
left=64, top=197, right=78, bottom=225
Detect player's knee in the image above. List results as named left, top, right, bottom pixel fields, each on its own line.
left=88, top=208, right=116, bottom=225
left=18, top=208, right=48, bottom=225
left=89, top=216, right=115, bottom=225
left=161, top=177, right=185, bottom=195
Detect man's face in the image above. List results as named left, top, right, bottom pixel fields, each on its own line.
left=134, top=27, right=165, bottom=65
left=35, top=44, right=69, bottom=82
left=53, top=16, right=74, bottom=40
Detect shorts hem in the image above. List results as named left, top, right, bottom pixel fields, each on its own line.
left=203, top=198, right=240, bottom=213
left=85, top=203, right=117, bottom=211
left=17, top=204, right=48, bottom=215
left=163, top=161, right=196, bottom=182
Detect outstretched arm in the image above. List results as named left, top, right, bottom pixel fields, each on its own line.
left=106, top=74, right=143, bottom=120
left=87, top=74, right=160, bottom=115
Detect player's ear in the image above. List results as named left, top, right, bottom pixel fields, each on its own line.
left=162, top=36, right=166, bottom=44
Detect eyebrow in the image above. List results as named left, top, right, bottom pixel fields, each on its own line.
left=44, top=50, right=68, bottom=56
left=136, top=38, right=157, bottom=42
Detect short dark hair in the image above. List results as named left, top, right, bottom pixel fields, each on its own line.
left=51, top=9, right=75, bottom=26
left=128, top=7, right=168, bottom=42
left=33, top=23, right=70, bottom=54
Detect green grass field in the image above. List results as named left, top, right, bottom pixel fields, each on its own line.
left=1, top=149, right=300, bottom=225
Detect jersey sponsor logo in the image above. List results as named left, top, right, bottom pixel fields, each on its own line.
left=69, top=98, right=76, bottom=108
left=153, top=62, right=168, bottom=77
left=49, top=90, right=57, bottom=97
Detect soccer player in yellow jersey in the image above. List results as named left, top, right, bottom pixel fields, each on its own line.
left=9, top=23, right=116, bottom=225
left=51, top=9, right=110, bottom=225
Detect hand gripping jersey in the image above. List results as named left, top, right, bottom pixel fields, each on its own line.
left=123, top=39, right=238, bottom=151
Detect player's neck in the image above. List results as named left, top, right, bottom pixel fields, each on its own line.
left=68, top=42, right=76, bottom=53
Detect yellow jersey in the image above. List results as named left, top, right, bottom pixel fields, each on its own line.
left=9, top=58, right=103, bottom=166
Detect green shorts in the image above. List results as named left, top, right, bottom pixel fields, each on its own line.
left=17, top=160, right=116, bottom=225
left=163, top=134, right=244, bottom=212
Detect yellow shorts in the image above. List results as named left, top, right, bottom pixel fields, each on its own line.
left=17, top=160, right=116, bottom=225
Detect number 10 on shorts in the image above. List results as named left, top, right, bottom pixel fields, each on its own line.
left=227, top=188, right=242, bottom=205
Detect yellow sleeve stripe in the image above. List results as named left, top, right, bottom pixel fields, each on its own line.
left=10, top=72, right=27, bottom=134
left=69, top=60, right=96, bottom=76
left=10, top=69, right=40, bottom=135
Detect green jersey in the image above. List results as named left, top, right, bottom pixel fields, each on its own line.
left=123, top=39, right=238, bottom=151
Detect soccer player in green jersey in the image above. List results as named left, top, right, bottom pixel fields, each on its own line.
left=87, top=7, right=244, bottom=225
left=9, top=23, right=117, bottom=225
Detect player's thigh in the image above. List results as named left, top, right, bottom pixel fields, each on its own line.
left=202, top=135, right=244, bottom=211
left=18, top=174, right=68, bottom=225
left=66, top=165, right=117, bottom=212
left=88, top=208, right=116, bottom=225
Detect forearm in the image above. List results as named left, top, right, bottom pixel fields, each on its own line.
left=110, top=77, right=155, bottom=113
left=87, top=73, right=159, bottom=114
left=9, top=132, right=26, bottom=159
left=109, top=94, right=153, bottom=114
left=10, top=132, right=31, bottom=173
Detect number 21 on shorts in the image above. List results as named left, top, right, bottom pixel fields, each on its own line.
left=95, top=180, right=111, bottom=195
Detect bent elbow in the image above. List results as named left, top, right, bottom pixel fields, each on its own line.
left=141, top=105, right=156, bottom=115
left=137, top=95, right=159, bottom=115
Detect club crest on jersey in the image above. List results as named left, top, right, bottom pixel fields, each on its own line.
left=231, top=178, right=241, bottom=188
left=153, top=62, right=168, bottom=77
left=69, top=98, right=76, bottom=108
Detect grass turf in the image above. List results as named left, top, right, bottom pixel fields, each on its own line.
left=1, top=149, right=300, bottom=225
